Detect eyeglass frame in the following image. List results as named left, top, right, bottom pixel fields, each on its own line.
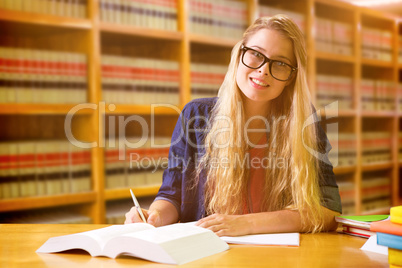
left=240, top=45, right=298, bottom=82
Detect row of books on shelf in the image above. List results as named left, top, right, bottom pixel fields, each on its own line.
left=259, top=6, right=305, bottom=34
left=99, top=0, right=177, bottom=31
left=105, top=136, right=170, bottom=189
left=315, top=18, right=352, bottom=56
left=190, top=63, right=226, bottom=100
left=338, top=176, right=391, bottom=215
left=361, top=27, right=393, bottom=62
left=188, top=0, right=247, bottom=39
left=102, top=55, right=180, bottom=105
left=399, top=36, right=402, bottom=64
left=0, top=140, right=91, bottom=199
left=0, top=47, right=87, bottom=104
left=361, top=79, right=395, bottom=111
left=316, top=74, right=353, bottom=110
left=327, top=133, right=356, bottom=167
left=0, top=0, right=87, bottom=18
left=361, top=132, right=392, bottom=164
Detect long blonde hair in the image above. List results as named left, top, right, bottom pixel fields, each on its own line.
left=198, top=15, right=325, bottom=232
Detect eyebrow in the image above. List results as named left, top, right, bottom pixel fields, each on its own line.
left=249, top=45, right=293, bottom=64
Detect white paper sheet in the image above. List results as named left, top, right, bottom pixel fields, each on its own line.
left=360, top=234, right=388, bottom=255
left=221, top=233, right=300, bottom=246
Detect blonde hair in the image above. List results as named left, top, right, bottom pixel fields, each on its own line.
left=198, top=15, right=325, bottom=233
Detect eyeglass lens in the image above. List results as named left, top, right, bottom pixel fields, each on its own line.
left=242, top=49, right=293, bottom=81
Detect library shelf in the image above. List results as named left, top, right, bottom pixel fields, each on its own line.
left=334, top=165, right=356, bottom=175
left=0, top=9, right=92, bottom=30
left=105, top=104, right=183, bottom=116
left=0, top=192, right=97, bottom=213
left=361, top=111, right=396, bottom=118
left=104, top=185, right=161, bottom=201
left=0, top=104, right=94, bottom=115
left=361, top=58, right=395, bottom=69
left=361, top=207, right=391, bottom=215
left=315, top=51, right=355, bottom=63
left=361, top=162, right=394, bottom=172
left=189, top=33, right=239, bottom=48
left=1, top=0, right=401, bottom=223
left=320, top=109, right=357, bottom=118
left=100, top=23, right=183, bottom=41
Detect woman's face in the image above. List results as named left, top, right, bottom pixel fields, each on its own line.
left=236, top=28, right=296, bottom=104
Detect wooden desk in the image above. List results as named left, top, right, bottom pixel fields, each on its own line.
left=0, top=224, right=388, bottom=267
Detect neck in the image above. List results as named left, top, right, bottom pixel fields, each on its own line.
left=242, top=98, right=271, bottom=122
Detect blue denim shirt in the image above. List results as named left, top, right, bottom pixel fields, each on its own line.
left=155, top=97, right=342, bottom=222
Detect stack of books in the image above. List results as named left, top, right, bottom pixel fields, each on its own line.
left=101, top=55, right=180, bottom=105
left=361, top=27, right=393, bottom=62
left=191, top=63, right=226, bottom=100
left=188, top=0, right=248, bottom=39
left=259, top=6, right=305, bottom=34
left=371, top=206, right=402, bottom=268
left=361, top=131, right=392, bottom=165
left=0, top=0, right=87, bottom=18
left=104, top=136, right=170, bottom=189
left=0, top=47, right=87, bottom=104
left=316, top=74, right=353, bottom=110
left=361, top=78, right=395, bottom=112
left=335, top=215, right=389, bottom=238
left=99, top=0, right=178, bottom=31
left=315, top=18, right=353, bottom=55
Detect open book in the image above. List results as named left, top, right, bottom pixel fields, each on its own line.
left=36, top=223, right=229, bottom=265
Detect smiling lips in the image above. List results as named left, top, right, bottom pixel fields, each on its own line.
left=250, top=77, right=269, bottom=88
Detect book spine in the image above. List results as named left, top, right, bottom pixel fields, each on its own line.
left=377, top=232, right=402, bottom=250
left=389, top=248, right=402, bottom=267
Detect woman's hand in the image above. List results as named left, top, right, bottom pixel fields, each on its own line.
left=195, top=213, right=252, bottom=236
left=124, top=207, right=162, bottom=226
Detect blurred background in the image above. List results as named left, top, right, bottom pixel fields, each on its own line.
left=0, top=0, right=401, bottom=224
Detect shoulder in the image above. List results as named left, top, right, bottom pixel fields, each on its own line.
left=181, top=97, right=217, bottom=119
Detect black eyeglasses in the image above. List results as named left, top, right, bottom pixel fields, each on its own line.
left=240, top=45, right=297, bottom=82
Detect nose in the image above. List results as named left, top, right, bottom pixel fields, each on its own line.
left=258, top=62, right=269, bottom=76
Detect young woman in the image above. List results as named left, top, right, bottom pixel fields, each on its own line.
left=125, top=15, right=342, bottom=236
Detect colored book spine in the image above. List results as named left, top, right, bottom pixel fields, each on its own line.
left=377, top=232, right=402, bottom=250
left=391, top=206, right=402, bottom=224
left=389, top=248, right=402, bottom=267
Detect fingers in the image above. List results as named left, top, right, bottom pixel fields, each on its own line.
left=124, top=206, right=149, bottom=224
left=147, top=210, right=162, bottom=227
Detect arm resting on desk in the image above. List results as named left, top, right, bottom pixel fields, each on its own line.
left=196, top=206, right=339, bottom=237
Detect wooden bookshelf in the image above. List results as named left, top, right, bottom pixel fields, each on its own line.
left=0, top=0, right=401, bottom=223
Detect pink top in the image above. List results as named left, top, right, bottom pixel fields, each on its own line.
left=244, top=134, right=267, bottom=213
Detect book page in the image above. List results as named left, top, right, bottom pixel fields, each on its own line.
left=82, top=223, right=154, bottom=248
left=122, top=223, right=209, bottom=244
left=221, top=233, right=300, bottom=246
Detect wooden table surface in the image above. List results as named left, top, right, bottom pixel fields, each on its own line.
left=0, top=224, right=388, bottom=267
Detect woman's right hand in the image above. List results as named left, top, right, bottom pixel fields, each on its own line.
left=124, top=207, right=162, bottom=226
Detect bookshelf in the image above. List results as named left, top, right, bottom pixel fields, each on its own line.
left=0, top=0, right=401, bottom=224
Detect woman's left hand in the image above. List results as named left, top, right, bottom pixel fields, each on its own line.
left=195, top=213, right=252, bottom=237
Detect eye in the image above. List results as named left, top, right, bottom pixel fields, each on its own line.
left=273, top=61, right=287, bottom=67
left=250, top=50, right=264, bottom=59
